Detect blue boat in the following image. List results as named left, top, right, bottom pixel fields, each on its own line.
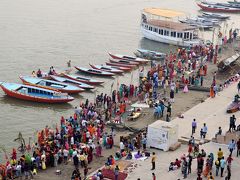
left=20, top=76, right=84, bottom=94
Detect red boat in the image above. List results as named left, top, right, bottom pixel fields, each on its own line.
left=112, top=66, right=132, bottom=72
left=108, top=52, right=149, bottom=64
left=197, top=2, right=240, bottom=13
left=61, top=73, right=104, bottom=85
left=106, top=62, right=136, bottom=68
left=109, top=59, right=140, bottom=66
left=0, top=82, right=74, bottom=103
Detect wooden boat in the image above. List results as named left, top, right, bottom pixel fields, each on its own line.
left=61, top=73, right=104, bottom=85
left=106, top=62, right=136, bottom=68
left=136, top=49, right=166, bottom=60
left=227, top=95, right=240, bottom=113
left=109, top=66, right=132, bottom=72
left=89, top=64, right=124, bottom=74
left=197, top=2, right=240, bottom=13
left=108, top=52, right=149, bottom=64
left=202, top=12, right=230, bottom=20
left=109, top=59, right=139, bottom=66
left=179, top=18, right=214, bottom=29
left=0, top=82, right=74, bottom=103
left=49, top=75, right=94, bottom=90
left=217, top=53, right=240, bottom=71
left=75, top=66, right=114, bottom=77
left=20, top=76, right=84, bottom=94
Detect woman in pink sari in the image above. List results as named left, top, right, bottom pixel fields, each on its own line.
left=97, top=127, right=101, bottom=140
left=96, top=142, right=102, bottom=157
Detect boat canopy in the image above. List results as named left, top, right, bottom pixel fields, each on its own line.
left=143, top=8, right=185, bottom=18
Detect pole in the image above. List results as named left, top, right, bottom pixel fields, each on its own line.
left=212, top=27, right=215, bottom=45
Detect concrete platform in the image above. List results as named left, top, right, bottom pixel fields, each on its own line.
left=170, top=81, right=240, bottom=142
left=127, top=142, right=240, bottom=180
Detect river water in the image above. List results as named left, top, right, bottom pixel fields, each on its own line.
left=0, top=0, right=238, bottom=159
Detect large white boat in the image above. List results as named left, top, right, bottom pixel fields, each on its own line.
left=140, top=8, right=203, bottom=47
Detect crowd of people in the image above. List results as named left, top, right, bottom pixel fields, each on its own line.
left=0, top=98, right=112, bottom=180
left=1, top=39, right=240, bottom=180
left=168, top=133, right=240, bottom=180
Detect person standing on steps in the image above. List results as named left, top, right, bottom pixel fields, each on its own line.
left=151, top=152, right=156, bottom=170
left=192, top=119, right=197, bottom=135
left=220, top=157, right=226, bottom=177
left=237, top=138, right=240, bottom=157
left=228, top=139, right=236, bottom=156
left=237, top=81, right=240, bottom=93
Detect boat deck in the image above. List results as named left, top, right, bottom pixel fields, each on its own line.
left=27, top=92, right=66, bottom=99
left=146, top=19, right=196, bottom=31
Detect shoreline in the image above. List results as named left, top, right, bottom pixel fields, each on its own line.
left=1, top=41, right=239, bottom=180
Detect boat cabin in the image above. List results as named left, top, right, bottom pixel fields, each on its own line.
left=17, top=86, right=54, bottom=97
left=140, top=8, right=201, bottom=47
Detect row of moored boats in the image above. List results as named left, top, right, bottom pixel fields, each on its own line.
left=197, top=0, right=240, bottom=13
left=0, top=52, right=154, bottom=103
left=179, top=12, right=230, bottom=30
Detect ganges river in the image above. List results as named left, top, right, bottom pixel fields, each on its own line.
left=0, top=0, right=238, bottom=160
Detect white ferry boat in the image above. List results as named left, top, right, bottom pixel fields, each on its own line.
left=141, top=8, right=203, bottom=47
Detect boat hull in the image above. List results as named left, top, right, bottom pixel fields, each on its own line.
left=61, top=74, right=104, bottom=85
left=89, top=64, right=123, bottom=74
left=141, top=27, right=201, bottom=47
left=49, top=75, right=92, bottom=90
left=108, top=53, right=148, bottom=64
left=197, top=3, right=240, bottom=13
left=75, top=67, right=114, bottom=77
left=109, top=59, right=139, bottom=66
left=113, top=66, right=132, bottom=72
left=227, top=101, right=240, bottom=113
left=106, top=62, right=135, bottom=68
left=0, top=85, right=73, bottom=103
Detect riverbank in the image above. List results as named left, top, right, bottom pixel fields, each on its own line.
left=34, top=46, right=239, bottom=180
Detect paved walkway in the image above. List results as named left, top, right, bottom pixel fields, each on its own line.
left=127, top=81, right=240, bottom=180
left=127, top=142, right=240, bottom=180
left=171, top=80, right=240, bottom=141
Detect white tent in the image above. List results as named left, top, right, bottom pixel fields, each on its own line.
left=131, top=103, right=149, bottom=108
left=147, top=120, right=178, bottom=151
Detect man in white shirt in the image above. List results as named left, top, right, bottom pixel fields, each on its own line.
left=201, top=123, right=208, bottom=139
left=120, top=141, right=125, bottom=153
left=82, top=119, right=87, bottom=127
left=63, top=148, right=69, bottom=164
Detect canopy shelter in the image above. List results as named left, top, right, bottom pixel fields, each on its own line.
left=143, top=8, right=185, bottom=18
